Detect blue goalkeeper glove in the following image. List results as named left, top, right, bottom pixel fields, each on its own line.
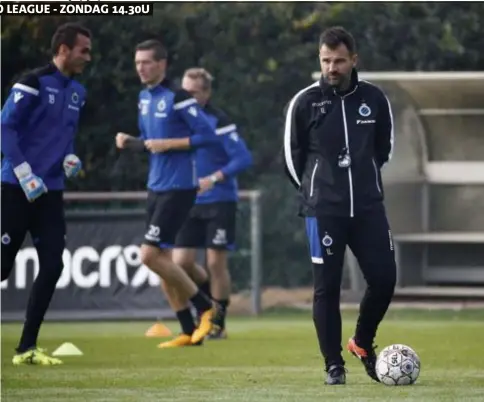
left=14, top=162, right=48, bottom=202
left=63, top=154, right=82, bottom=178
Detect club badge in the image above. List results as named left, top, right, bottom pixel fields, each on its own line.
left=322, top=234, right=333, bottom=247
left=358, top=103, right=371, bottom=117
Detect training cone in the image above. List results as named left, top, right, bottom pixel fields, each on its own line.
left=52, top=342, right=83, bottom=356
left=145, top=322, right=172, bottom=337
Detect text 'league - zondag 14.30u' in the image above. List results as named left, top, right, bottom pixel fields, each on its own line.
left=0, top=2, right=154, bottom=16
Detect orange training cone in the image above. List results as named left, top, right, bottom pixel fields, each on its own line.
left=145, top=322, right=173, bottom=337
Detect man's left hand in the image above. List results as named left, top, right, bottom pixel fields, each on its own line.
left=198, top=177, right=216, bottom=194
left=145, top=139, right=173, bottom=153
left=63, top=154, right=82, bottom=178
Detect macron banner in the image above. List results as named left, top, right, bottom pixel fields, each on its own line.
left=1, top=212, right=176, bottom=321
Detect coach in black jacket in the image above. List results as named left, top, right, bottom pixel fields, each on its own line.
left=283, top=27, right=396, bottom=385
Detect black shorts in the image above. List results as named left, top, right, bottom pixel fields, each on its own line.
left=1, top=184, right=65, bottom=278
left=143, top=189, right=197, bottom=248
left=175, top=201, right=237, bottom=250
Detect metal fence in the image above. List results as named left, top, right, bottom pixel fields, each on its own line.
left=1, top=190, right=263, bottom=321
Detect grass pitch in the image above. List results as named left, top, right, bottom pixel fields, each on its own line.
left=2, top=309, right=484, bottom=401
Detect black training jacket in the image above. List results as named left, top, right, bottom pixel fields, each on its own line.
left=283, top=69, right=394, bottom=217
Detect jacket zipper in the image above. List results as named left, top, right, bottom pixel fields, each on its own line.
left=372, top=158, right=382, bottom=194
left=147, top=94, right=152, bottom=139
left=192, top=158, right=197, bottom=187
left=60, top=89, right=65, bottom=125
left=340, top=99, right=354, bottom=217
left=310, top=159, right=319, bottom=197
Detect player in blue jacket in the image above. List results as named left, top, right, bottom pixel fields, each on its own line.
left=115, top=41, right=219, bottom=346
left=1, top=23, right=91, bottom=365
left=157, top=68, right=252, bottom=348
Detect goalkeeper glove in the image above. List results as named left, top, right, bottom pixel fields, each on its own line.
left=63, top=154, right=82, bottom=178
left=14, top=162, right=48, bottom=202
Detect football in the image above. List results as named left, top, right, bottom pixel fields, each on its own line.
left=376, top=344, right=421, bottom=386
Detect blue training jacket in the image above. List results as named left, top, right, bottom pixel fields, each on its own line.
left=1, top=63, right=86, bottom=190
left=138, top=79, right=218, bottom=192
left=195, top=103, right=252, bottom=204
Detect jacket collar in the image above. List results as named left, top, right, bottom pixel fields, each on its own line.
left=47, top=62, right=72, bottom=86
left=148, top=77, right=172, bottom=93
left=319, top=68, right=359, bottom=96
left=204, top=101, right=214, bottom=112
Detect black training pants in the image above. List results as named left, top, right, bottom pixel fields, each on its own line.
left=1, top=184, right=65, bottom=352
left=305, top=204, right=396, bottom=367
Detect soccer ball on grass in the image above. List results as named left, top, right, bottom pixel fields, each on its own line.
left=375, top=344, right=421, bottom=386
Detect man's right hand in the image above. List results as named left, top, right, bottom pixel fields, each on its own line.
left=14, top=162, right=48, bottom=202
left=116, top=132, right=134, bottom=149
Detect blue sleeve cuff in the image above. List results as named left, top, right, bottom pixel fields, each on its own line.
left=220, top=166, right=233, bottom=178
left=190, top=134, right=205, bottom=148
left=221, top=156, right=252, bottom=178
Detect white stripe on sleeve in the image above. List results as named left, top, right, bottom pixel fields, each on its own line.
left=385, top=94, right=394, bottom=163
left=173, top=98, right=197, bottom=110
left=13, top=83, right=39, bottom=96
left=283, top=81, right=319, bottom=187
left=216, top=124, right=237, bottom=135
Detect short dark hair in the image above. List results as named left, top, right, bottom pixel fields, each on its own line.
left=135, top=40, right=168, bottom=61
left=319, top=26, right=356, bottom=54
left=51, top=23, right=91, bottom=55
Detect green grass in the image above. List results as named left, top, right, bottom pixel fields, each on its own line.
left=2, top=309, right=484, bottom=401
